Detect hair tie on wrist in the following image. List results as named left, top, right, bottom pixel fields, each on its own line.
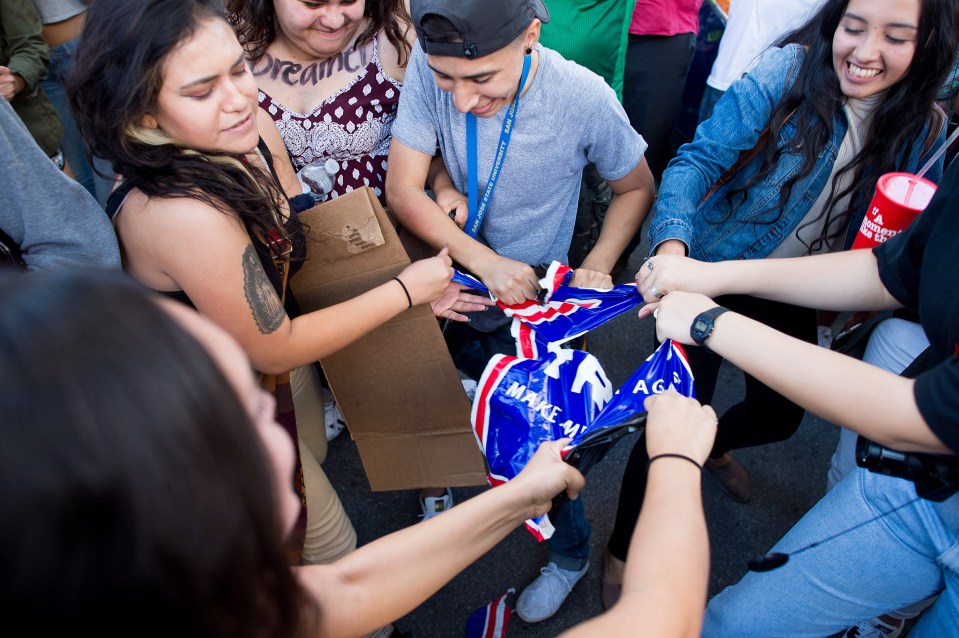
left=647, top=453, right=703, bottom=472
left=392, top=276, right=412, bottom=309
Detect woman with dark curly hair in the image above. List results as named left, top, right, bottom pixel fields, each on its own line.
left=228, top=0, right=414, bottom=204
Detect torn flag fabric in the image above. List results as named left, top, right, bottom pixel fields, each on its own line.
left=465, top=589, right=514, bottom=638
left=472, top=340, right=694, bottom=540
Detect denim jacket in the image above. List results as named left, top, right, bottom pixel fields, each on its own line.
left=649, top=44, right=946, bottom=261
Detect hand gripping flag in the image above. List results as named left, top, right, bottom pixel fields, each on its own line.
left=472, top=340, right=694, bottom=540
left=472, top=347, right=613, bottom=540
left=451, top=262, right=644, bottom=359
left=504, top=262, right=644, bottom=358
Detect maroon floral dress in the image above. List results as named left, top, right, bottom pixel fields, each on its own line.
left=259, top=36, right=402, bottom=204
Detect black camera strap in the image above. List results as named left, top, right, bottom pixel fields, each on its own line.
left=854, top=345, right=958, bottom=501
left=901, top=345, right=938, bottom=379
left=750, top=345, right=958, bottom=572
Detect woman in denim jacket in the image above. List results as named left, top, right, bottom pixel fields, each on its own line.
left=600, top=0, right=959, bottom=608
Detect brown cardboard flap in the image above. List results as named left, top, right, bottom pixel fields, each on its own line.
left=291, top=188, right=487, bottom=491
left=356, top=430, right=488, bottom=491
left=305, top=211, right=384, bottom=265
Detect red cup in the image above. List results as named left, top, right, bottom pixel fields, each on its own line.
left=852, top=172, right=937, bottom=249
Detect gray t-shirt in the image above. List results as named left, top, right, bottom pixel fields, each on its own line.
left=0, top=98, right=119, bottom=271
left=392, top=42, right=646, bottom=266
left=30, top=0, right=87, bottom=24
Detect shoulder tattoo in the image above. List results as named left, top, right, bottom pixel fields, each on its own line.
left=242, top=244, right=286, bottom=335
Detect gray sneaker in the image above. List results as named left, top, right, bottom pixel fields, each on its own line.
left=516, top=561, right=588, bottom=623
left=322, top=388, right=346, bottom=442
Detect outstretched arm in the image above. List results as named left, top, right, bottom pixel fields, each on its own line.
left=635, top=249, right=900, bottom=311
left=297, top=440, right=585, bottom=638
left=572, top=157, right=656, bottom=289
left=561, top=393, right=716, bottom=638
left=648, top=291, right=948, bottom=454
left=117, top=192, right=453, bottom=374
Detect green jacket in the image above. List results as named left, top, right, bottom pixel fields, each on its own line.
left=1, top=0, right=62, bottom=156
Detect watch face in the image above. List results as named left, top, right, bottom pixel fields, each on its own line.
left=692, top=307, right=726, bottom=347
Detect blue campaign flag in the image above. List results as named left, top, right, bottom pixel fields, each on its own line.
left=589, top=340, right=696, bottom=432
left=453, top=262, right=644, bottom=358
left=452, top=268, right=490, bottom=294
left=472, top=340, right=695, bottom=540
left=506, top=262, right=643, bottom=357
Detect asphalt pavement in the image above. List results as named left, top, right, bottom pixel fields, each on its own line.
left=323, top=242, right=840, bottom=637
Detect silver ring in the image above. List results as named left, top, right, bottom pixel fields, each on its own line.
left=648, top=286, right=663, bottom=299
left=646, top=260, right=655, bottom=271
left=653, top=308, right=660, bottom=319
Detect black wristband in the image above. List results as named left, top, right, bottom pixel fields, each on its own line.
left=392, top=276, right=412, bottom=309
left=647, top=453, right=703, bottom=472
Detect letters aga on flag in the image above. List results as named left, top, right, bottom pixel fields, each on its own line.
left=472, top=340, right=695, bottom=541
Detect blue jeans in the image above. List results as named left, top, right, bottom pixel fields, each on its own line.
left=42, top=37, right=113, bottom=205
left=549, top=495, right=590, bottom=571
left=703, top=469, right=959, bottom=637
left=827, top=318, right=930, bottom=489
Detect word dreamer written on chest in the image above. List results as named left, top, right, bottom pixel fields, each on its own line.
left=251, top=48, right=370, bottom=87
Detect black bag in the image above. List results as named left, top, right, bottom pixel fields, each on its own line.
left=0, top=229, right=25, bottom=269
left=830, top=311, right=894, bottom=360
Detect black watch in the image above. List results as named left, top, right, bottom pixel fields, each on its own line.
left=690, top=306, right=730, bottom=349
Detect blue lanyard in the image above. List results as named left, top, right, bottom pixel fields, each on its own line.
left=465, top=53, right=532, bottom=238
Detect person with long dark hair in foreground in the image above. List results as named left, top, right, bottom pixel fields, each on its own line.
left=0, top=269, right=718, bottom=638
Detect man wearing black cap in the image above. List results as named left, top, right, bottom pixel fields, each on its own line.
left=385, top=0, right=655, bottom=624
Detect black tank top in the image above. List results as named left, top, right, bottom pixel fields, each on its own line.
left=105, top=139, right=306, bottom=317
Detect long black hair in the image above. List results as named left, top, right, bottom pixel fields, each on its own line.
left=0, top=270, right=313, bottom=637
left=228, top=0, right=413, bottom=66
left=68, top=0, right=292, bottom=257
left=727, top=0, right=958, bottom=252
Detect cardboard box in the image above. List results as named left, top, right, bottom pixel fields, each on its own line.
left=291, top=187, right=487, bottom=491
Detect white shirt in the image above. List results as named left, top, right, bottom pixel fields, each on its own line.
left=707, top=0, right=824, bottom=91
